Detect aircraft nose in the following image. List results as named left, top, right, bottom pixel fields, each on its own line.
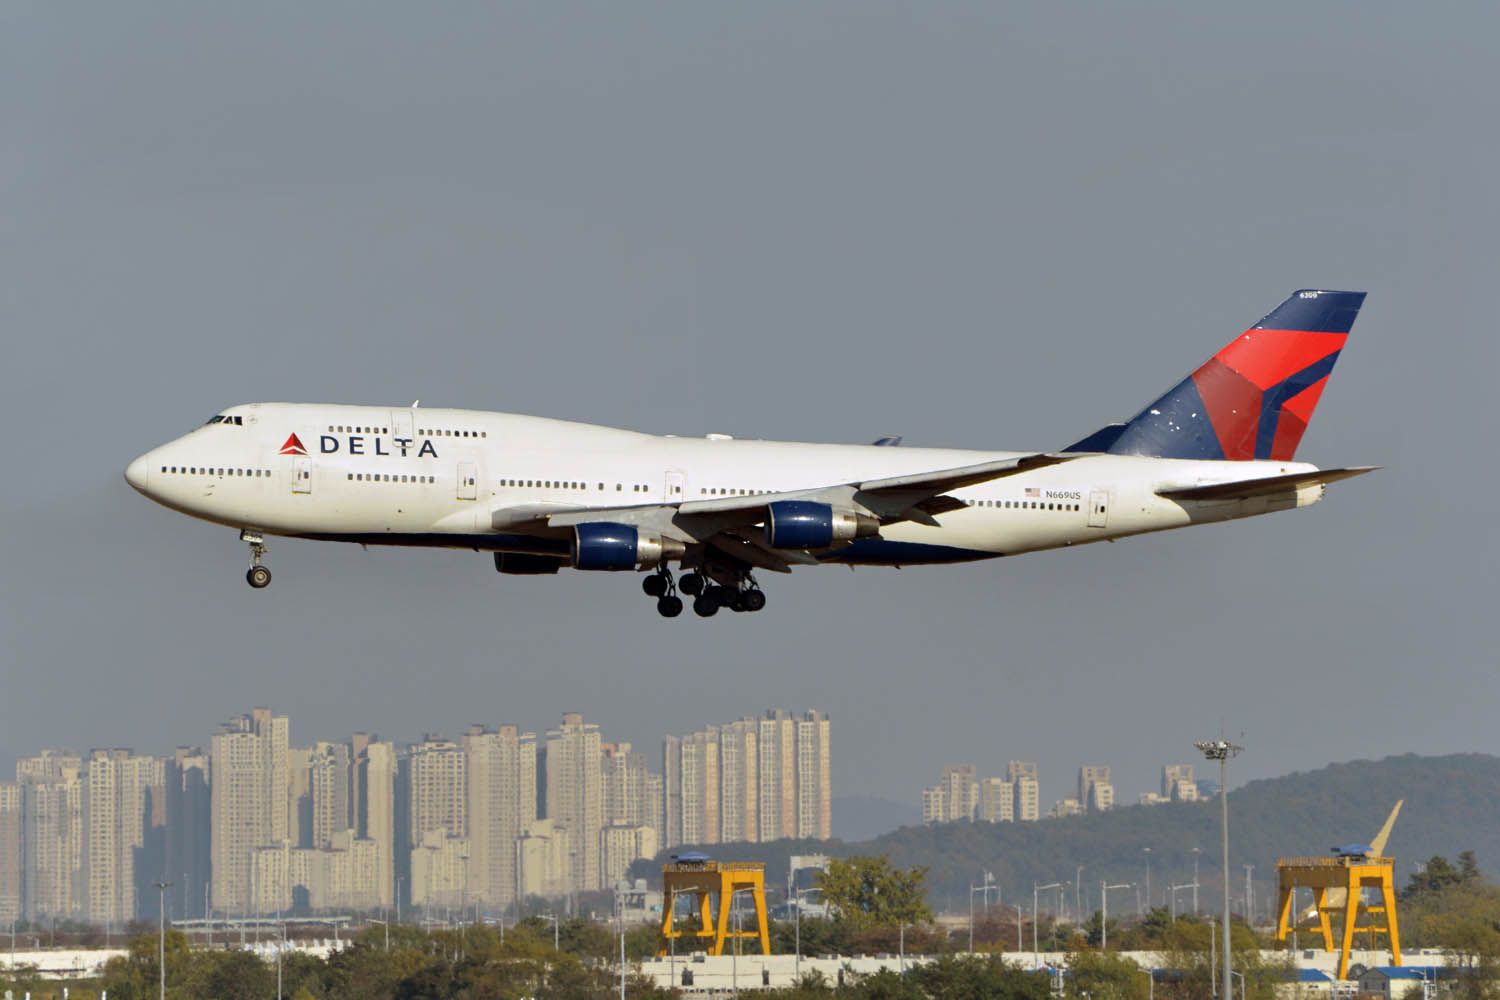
left=125, top=454, right=151, bottom=493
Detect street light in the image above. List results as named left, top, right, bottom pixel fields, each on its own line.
left=1243, top=865, right=1255, bottom=925
left=1143, top=848, right=1152, bottom=914
left=1010, top=904, right=1023, bottom=954
left=1033, top=882, right=1062, bottom=967
left=152, top=879, right=172, bottom=1000
left=1169, top=883, right=1195, bottom=921
left=1192, top=848, right=1202, bottom=915
left=1099, top=882, right=1131, bottom=951
left=540, top=912, right=560, bottom=951
left=1229, top=969, right=1246, bottom=1000
left=1074, top=866, right=1085, bottom=920
left=968, top=871, right=998, bottom=952
left=1195, top=738, right=1243, bottom=1000
left=1138, top=965, right=1155, bottom=1000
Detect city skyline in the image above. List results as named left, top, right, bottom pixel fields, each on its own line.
left=0, top=704, right=833, bottom=924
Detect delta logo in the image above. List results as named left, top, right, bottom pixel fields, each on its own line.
left=281, top=431, right=439, bottom=459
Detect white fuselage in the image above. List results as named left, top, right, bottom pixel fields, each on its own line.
left=125, top=402, right=1326, bottom=567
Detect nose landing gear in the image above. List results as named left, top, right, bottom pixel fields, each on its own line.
left=241, top=530, right=271, bottom=589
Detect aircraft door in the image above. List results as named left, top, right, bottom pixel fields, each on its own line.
left=1087, top=489, right=1109, bottom=528
left=391, top=409, right=414, bottom=444
left=457, top=460, right=478, bottom=501
left=293, top=458, right=313, bottom=494
left=664, top=469, right=686, bottom=502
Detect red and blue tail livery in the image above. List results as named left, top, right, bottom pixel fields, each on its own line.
left=1067, top=289, right=1365, bottom=461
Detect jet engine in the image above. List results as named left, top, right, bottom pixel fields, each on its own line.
left=764, top=500, right=879, bottom=549
left=572, top=522, right=686, bottom=570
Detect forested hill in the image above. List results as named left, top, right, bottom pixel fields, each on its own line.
left=638, top=754, right=1500, bottom=906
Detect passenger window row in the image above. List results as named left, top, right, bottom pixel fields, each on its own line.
left=347, top=473, right=435, bottom=484
left=418, top=428, right=488, bottom=438
left=701, top=487, right=758, bottom=496
left=162, top=466, right=269, bottom=477
left=329, top=424, right=388, bottom=434
left=962, top=499, right=1082, bottom=511
left=498, top=479, right=648, bottom=493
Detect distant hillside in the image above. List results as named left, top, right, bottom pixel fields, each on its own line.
left=639, top=754, right=1500, bottom=907
left=834, top=796, right=922, bottom=841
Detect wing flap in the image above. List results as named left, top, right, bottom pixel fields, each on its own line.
left=1156, top=466, right=1376, bottom=501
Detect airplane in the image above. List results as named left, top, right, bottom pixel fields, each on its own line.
left=125, top=288, right=1374, bottom=619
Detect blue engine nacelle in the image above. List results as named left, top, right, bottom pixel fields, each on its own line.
left=764, top=501, right=879, bottom=549
left=572, top=522, right=686, bottom=570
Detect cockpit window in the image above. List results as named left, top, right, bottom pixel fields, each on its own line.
left=204, top=414, right=244, bottom=426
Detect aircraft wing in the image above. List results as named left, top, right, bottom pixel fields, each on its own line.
left=489, top=452, right=1078, bottom=570
left=1156, top=466, right=1377, bottom=502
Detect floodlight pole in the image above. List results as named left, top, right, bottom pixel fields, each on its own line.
left=1196, top=738, right=1243, bottom=1000
left=152, top=879, right=172, bottom=1000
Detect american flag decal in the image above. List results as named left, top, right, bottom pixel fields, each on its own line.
left=1024, top=487, right=1040, bottom=498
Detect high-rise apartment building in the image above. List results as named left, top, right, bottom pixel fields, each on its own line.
left=407, top=735, right=467, bottom=845
left=352, top=737, right=396, bottom=908
left=19, top=750, right=83, bottom=920
left=601, top=824, right=658, bottom=887
left=287, top=746, right=311, bottom=849
left=1078, top=766, right=1114, bottom=812
left=664, top=730, right=718, bottom=846
left=544, top=713, right=603, bottom=892
left=796, top=711, right=832, bottom=840
left=1162, top=764, right=1199, bottom=802
left=83, top=749, right=163, bottom=925
left=0, top=783, right=20, bottom=924
left=515, top=819, right=570, bottom=902
left=1007, top=761, right=1041, bottom=822
left=210, top=708, right=289, bottom=914
left=979, top=777, right=1015, bottom=823
left=165, top=747, right=211, bottom=919
left=464, top=724, right=537, bottom=910
left=718, top=722, right=758, bottom=844
left=669, top=709, right=830, bottom=847
left=756, top=711, right=798, bottom=841
left=309, top=742, right=351, bottom=850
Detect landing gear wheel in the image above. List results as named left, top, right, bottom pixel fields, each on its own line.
left=642, top=574, right=668, bottom=598
left=657, top=595, right=684, bottom=618
left=692, top=593, right=719, bottom=618
left=246, top=565, right=272, bottom=589
left=742, top=589, right=766, bottom=612
left=729, top=593, right=748, bottom=613
left=679, top=572, right=705, bottom=596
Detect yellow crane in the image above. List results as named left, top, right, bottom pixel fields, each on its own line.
left=1275, top=800, right=1403, bottom=980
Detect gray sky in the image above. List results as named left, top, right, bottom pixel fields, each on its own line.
left=3, top=3, right=1496, bottom=809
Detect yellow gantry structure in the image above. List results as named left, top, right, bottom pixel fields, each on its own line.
left=1274, top=854, right=1402, bottom=980
left=659, top=859, right=771, bottom=957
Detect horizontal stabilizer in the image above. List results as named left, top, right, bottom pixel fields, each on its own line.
left=1156, top=466, right=1376, bottom=501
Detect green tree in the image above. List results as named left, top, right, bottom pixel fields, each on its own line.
left=187, top=947, right=277, bottom=1000
left=907, top=953, right=1051, bottom=1000
left=818, top=856, right=932, bottom=930
left=1064, top=950, right=1149, bottom=999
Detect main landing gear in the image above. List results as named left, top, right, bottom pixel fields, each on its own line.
left=642, top=567, right=767, bottom=618
left=642, top=567, right=683, bottom=618
left=679, top=571, right=766, bottom=617
left=242, top=530, right=271, bottom=589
